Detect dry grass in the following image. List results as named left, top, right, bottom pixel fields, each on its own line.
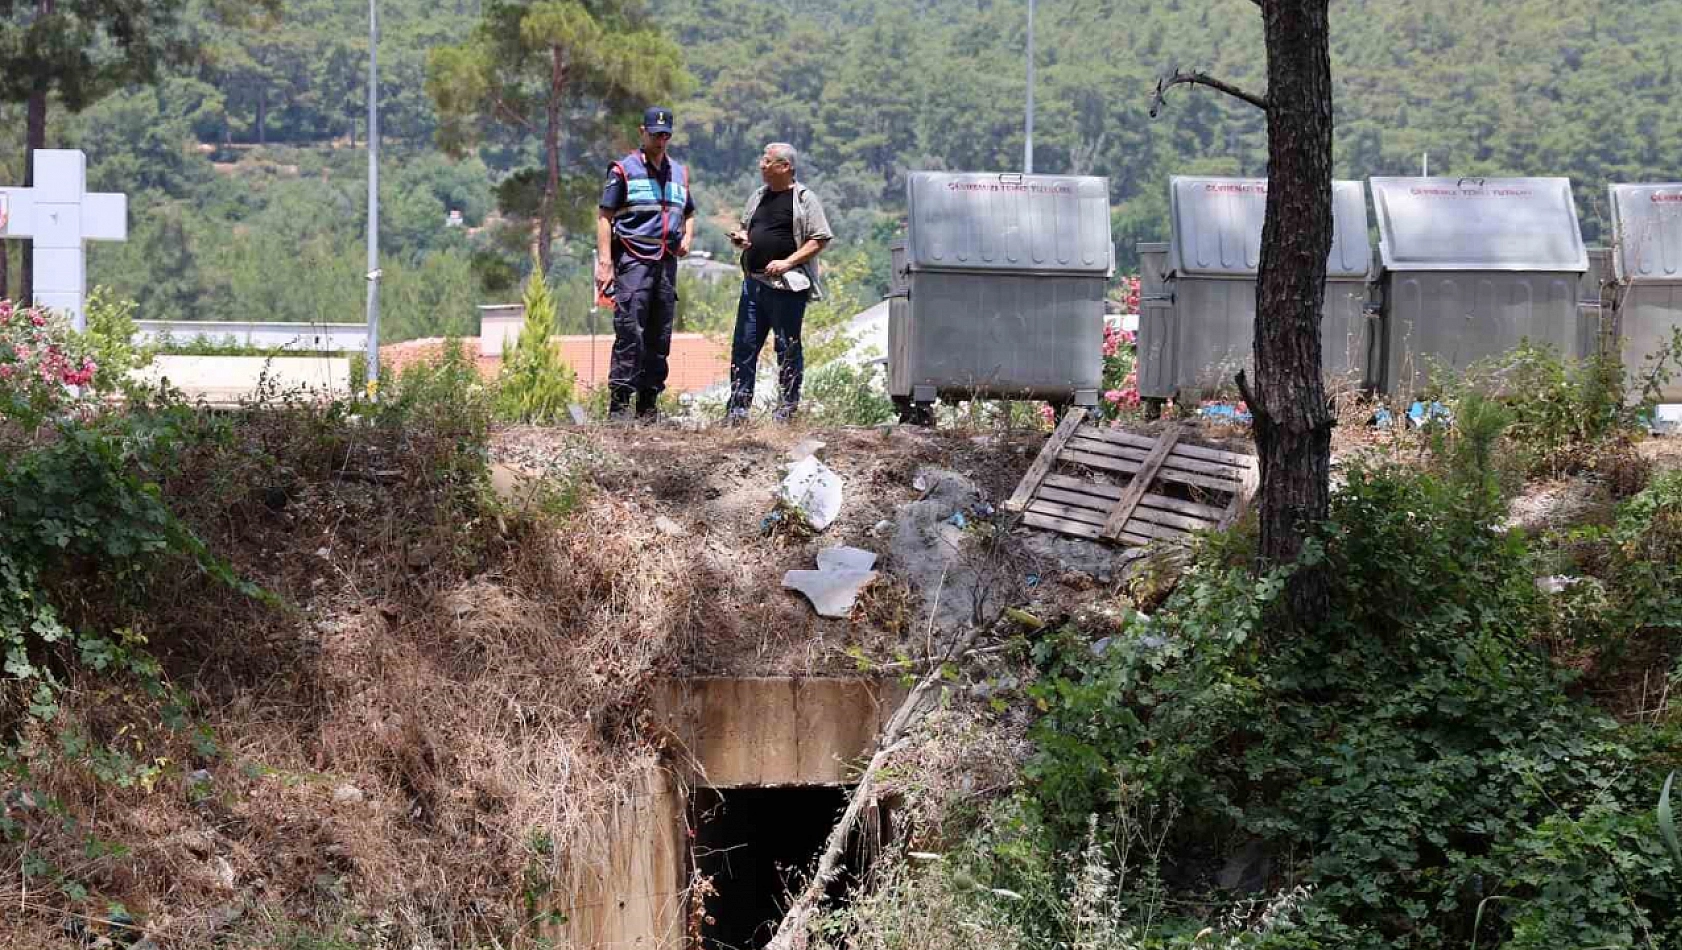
left=0, top=401, right=716, bottom=948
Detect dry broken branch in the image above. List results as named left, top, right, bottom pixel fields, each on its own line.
left=763, top=620, right=987, bottom=950
left=1150, top=68, right=1269, bottom=118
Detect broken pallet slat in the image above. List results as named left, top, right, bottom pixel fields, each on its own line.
left=1101, top=424, right=1183, bottom=540
left=1035, top=485, right=1117, bottom=513
left=1063, top=449, right=1246, bottom=494
left=1040, top=474, right=1228, bottom=521
left=1022, top=510, right=1102, bottom=539
left=1129, top=504, right=1219, bottom=533
left=1217, top=459, right=1262, bottom=530
left=1027, top=499, right=1108, bottom=527
left=1005, top=406, right=1089, bottom=511
left=1074, top=426, right=1255, bottom=467
left=1068, top=437, right=1252, bottom=482
left=1011, top=421, right=1258, bottom=547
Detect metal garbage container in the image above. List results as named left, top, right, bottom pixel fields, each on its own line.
left=889, top=172, right=1112, bottom=416
left=1136, top=176, right=1374, bottom=402
left=1370, top=176, right=1591, bottom=396
left=1608, top=183, right=1682, bottom=402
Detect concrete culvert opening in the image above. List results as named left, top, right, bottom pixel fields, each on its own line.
left=690, top=785, right=886, bottom=950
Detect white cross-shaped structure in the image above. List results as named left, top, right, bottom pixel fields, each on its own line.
left=0, top=149, right=128, bottom=331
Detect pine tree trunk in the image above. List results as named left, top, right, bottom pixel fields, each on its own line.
left=536, top=45, right=565, bottom=277
left=22, top=84, right=47, bottom=304
left=1246, top=0, right=1336, bottom=625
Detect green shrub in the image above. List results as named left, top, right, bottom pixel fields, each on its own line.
left=1456, top=344, right=1640, bottom=478
left=803, top=360, right=895, bottom=426
left=999, top=464, right=1682, bottom=949
left=496, top=270, right=576, bottom=424
left=81, top=287, right=154, bottom=394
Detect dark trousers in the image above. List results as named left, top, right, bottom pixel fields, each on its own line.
left=609, top=255, right=678, bottom=414
left=728, top=278, right=809, bottom=413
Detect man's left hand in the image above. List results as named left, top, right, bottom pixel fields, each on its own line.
left=764, top=259, right=791, bottom=277
left=677, top=236, right=693, bottom=258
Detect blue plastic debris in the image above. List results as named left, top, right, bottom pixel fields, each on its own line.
left=1407, top=401, right=1452, bottom=428
left=946, top=512, right=968, bottom=529
left=1025, top=573, right=1041, bottom=588
left=1199, top=402, right=1253, bottom=424
left=1372, top=407, right=1395, bottom=429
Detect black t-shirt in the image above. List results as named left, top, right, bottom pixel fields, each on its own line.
left=744, top=188, right=797, bottom=273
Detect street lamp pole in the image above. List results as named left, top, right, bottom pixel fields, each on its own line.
left=1024, top=0, right=1035, bottom=174
left=364, top=0, right=382, bottom=393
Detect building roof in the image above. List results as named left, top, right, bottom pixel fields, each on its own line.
left=380, top=333, right=730, bottom=394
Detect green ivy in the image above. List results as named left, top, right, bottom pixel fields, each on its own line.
left=1007, top=465, right=1682, bottom=949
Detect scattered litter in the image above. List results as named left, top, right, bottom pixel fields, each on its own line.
left=1025, top=573, right=1041, bottom=588
left=779, top=456, right=843, bottom=531
left=870, top=518, right=894, bottom=537
left=332, top=784, right=366, bottom=805
left=783, top=545, right=879, bottom=618
left=1372, top=407, right=1395, bottom=429
left=789, top=438, right=827, bottom=461
left=1408, top=401, right=1452, bottom=428
left=912, top=471, right=930, bottom=493
left=568, top=404, right=589, bottom=425
left=1199, top=402, right=1252, bottom=424
left=1005, top=607, right=1046, bottom=631
left=654, top=515, right=687, bottom=537
left=1090, top=636, right=1112, bottom=657
left=946, top=511, right=968, bottom=529
left=1646, top=404, right=1682, bottom=435
left=1535, top=575, right=1584, bottom=594
left=817, top=546, right=877, bottom=572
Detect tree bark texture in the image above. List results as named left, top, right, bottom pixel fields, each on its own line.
left=23, top=88, right=45, bottom=304
left=537, top=45, right=565, bottom=276
left=1248, top=0, right=1335, bottom=622
left=22, top=0, right=51, bottom=304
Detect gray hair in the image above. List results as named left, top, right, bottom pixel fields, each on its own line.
left=765, top=142, right=798, bottom=170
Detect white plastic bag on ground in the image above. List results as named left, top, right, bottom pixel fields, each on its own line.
left=779, top=456, right=843, bottom=530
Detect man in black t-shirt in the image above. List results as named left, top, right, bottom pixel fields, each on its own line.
left=725, top=142, right=833, bottom=423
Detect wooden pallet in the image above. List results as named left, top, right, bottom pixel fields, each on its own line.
left=1005, top=408, right=1259, bottom=546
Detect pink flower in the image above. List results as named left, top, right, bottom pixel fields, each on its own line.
left=1104, top=389, right=1124, bottom=404
left=1038, top=403, right=1056, bottom=425
left=1121, top=329, right=1137, bottom=346
left=29, top=313, right=44, bottom=327
left=0, top=364, right=13, bottom=379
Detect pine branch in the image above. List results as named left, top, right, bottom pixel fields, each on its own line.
left=1150, top=68, right=1269, bottom=118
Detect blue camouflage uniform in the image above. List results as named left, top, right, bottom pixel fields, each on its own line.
left=599, top=124, right=695, bottom=417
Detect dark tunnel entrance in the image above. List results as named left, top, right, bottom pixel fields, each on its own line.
left=689, top=786, right=883, bottom=950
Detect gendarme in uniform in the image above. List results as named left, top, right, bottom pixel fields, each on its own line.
left=596, top=106, right=696, bottom=420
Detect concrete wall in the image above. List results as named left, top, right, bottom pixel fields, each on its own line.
left=551, top=678, right=904, bottom=950
left=555, top=761, right=687, bottom=950
left=130, top=355, right=351, bottom=404
left=656, top=677, right=908, bottom=788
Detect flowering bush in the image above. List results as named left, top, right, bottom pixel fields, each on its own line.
left=0, top=301, right=98, bottom=427
left=1096, top=322, right=1140, bottom=422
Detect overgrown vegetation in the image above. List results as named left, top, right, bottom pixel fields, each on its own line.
left=0, top=300, right=711, bottom=946
left=495, top=269, right=576, bottom=424
left=812, top=351, right=1682, bottom=950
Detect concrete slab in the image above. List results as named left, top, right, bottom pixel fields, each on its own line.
left=656, top=678, right=908, bottom=787
left=130, top=355, right=351, bottom=404
left=552, top=760, right=685, bottom=950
